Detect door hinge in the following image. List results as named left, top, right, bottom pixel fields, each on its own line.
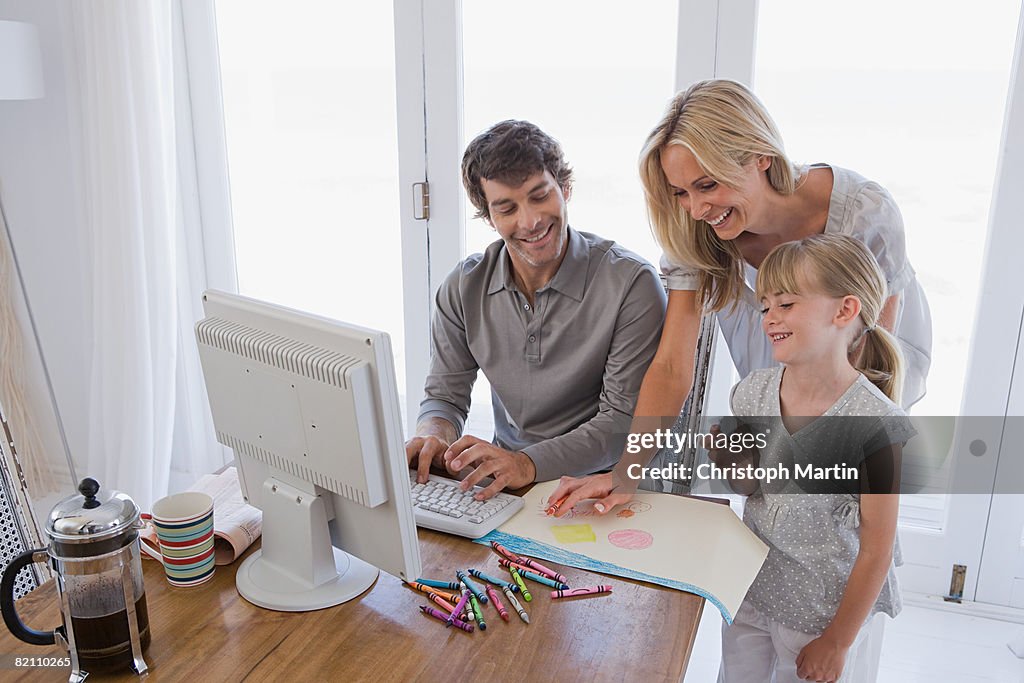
left=413, top=181, right=430, bottom=220
left=943, top=563, right=967, bottom=603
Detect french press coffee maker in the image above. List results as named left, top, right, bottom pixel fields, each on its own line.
left=0, top=478, right=150, bottom=682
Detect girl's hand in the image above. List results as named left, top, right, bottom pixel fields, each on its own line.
left=546, top=473, right=633, bottom=517
left=795, top=634, right=849, bottom=682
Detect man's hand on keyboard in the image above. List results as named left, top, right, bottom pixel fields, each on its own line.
left=444, top=436, right=536, bottom=501
left=406, top=435, right=456, bottom=484
left=407, top=417, right=462, bottom=484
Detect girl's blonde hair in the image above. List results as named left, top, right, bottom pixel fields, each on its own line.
left=755, top=234, right=905, bottom=403
left=639, top=79, right=799, bottom=311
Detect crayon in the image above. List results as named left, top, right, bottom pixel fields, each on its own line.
left=404, top=580, right=459, bottom=603
left=428, top=593, right=455, bottom=614
left=421, top=605, right=474, bottom=633
left=498, top=560, right=569, bottom=590
left=551, top=586, right=613, bottom=599
left=519, top=569, right=568, bottom=591
left=490, top=541, right=568, bottom=585
left=503, top=585, right=529, bottom=624
left=457, top=569, right=488, bottom=604
left=468, top=568, right=520, bottom=593
left=507, top=566, right=531, bottom=602
left=485, top=584, right=509, bottom=622
left=513, top=556, right=568, bottom=585
left=448, top=589, right=471, bottom=627
left=545, top=493, right=569, bottom=516
left=416, top=578, right=461, bottom=591
left=468, top=592, right=486, bottom=630
left=490, top=541, right=522, bottom=565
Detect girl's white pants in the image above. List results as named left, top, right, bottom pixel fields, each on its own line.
left=718, top=601, right=873, bottom=683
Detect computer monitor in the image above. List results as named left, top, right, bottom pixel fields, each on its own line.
left=195, top=290, right=421, bottom=612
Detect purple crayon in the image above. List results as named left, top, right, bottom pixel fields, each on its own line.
left=448, top=589, right=471, bottom=627
left=421, top=605, right=474, bottom=633
left=551, top=585, right=613, bottom=599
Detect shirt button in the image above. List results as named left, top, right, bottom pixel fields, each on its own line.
left=524, top=304, right=531, bottom=311
left=528, top=335, right=536, bottom=342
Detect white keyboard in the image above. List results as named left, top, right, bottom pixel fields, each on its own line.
left=409, top=472, right=524, bottom=539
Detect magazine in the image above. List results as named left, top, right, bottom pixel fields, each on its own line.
left=141, top=467, right=262, bottom=566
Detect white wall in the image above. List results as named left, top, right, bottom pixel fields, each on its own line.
left=0, top=0, right=89, bottom=484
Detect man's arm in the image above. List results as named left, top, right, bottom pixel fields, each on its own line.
left=407, top=266, right=479, bottom=483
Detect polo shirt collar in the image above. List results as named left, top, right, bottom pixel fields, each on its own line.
left=485, top=227, right=588, bottom=302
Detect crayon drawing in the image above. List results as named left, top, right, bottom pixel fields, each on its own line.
left=551, top=524, right=596, bottom=544
left=607, top=529, right=653, bottom=550
left=486, top=479, right=769, bottom=624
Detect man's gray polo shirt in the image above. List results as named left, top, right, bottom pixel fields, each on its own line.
left=418, top=227, right=666, bottom=481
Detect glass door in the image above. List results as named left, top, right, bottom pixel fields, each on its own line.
left=751, top=0, right=1024, bottom=600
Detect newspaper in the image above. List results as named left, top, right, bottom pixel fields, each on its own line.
left=141, top=467, right=262, bottom=566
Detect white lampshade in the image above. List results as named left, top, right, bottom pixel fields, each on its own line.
left=0, top=20, right=45, bottom=100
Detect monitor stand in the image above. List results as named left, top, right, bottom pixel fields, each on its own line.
left=235, top=478, right=379, bottom=612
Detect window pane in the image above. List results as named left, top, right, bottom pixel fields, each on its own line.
left=754, top=0, right=1020, bottom=417
left=215, top=1, right=406, bottom=401
left=461, top=2, right=678, bottom=435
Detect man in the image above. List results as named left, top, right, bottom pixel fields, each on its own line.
left=406, top=120, right=666, bottom=500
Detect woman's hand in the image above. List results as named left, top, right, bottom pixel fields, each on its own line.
left=795, top=633, right=849, bottom=682
left=546, top=473, right=634, bottom=517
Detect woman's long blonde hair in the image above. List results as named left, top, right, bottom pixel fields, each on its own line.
left=640, top=79, right=799, bottom=311
left=755, top=234, right=904, bottom=403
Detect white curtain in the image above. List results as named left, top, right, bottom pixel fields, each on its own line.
left=64, top=0, right=230, bottom=509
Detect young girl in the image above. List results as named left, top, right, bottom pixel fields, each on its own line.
left=718, top=233, right=912, bottom=683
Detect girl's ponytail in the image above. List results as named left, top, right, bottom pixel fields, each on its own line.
left=856, top=326, right=904, bottom=404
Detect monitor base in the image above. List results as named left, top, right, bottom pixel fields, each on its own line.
left=236, top=547, right=379, bottom=612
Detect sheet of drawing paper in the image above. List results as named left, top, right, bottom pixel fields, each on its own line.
left=477, top=480, right=768, bottom=623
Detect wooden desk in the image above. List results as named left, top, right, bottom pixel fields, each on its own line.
left=0, top=530, right=704, bottom=681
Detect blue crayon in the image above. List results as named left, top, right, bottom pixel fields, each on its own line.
left=456, top=569, right=488, bottom=604
left=468, top=568, right=520, bottom=593
left=518, top=568, right=570, bottom=590
left=416, top=578, right=461, bottom=591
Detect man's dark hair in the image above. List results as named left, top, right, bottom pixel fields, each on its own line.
left=461, top=120, right=574, bottom=221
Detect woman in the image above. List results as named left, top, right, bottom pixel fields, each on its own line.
left=550, top=78, right=930, bottom=512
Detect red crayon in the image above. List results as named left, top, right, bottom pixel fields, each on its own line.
left=490, top=541, right=521, bottom=564
left=485, top=584, right=509, bottom=622
left=551, top=586, right=613, bottom=599
left=428, top=593, right=455, bottom=615
left=497, top=558, right=532, bottom=574
left=545, top=493, right=569, bottom=516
